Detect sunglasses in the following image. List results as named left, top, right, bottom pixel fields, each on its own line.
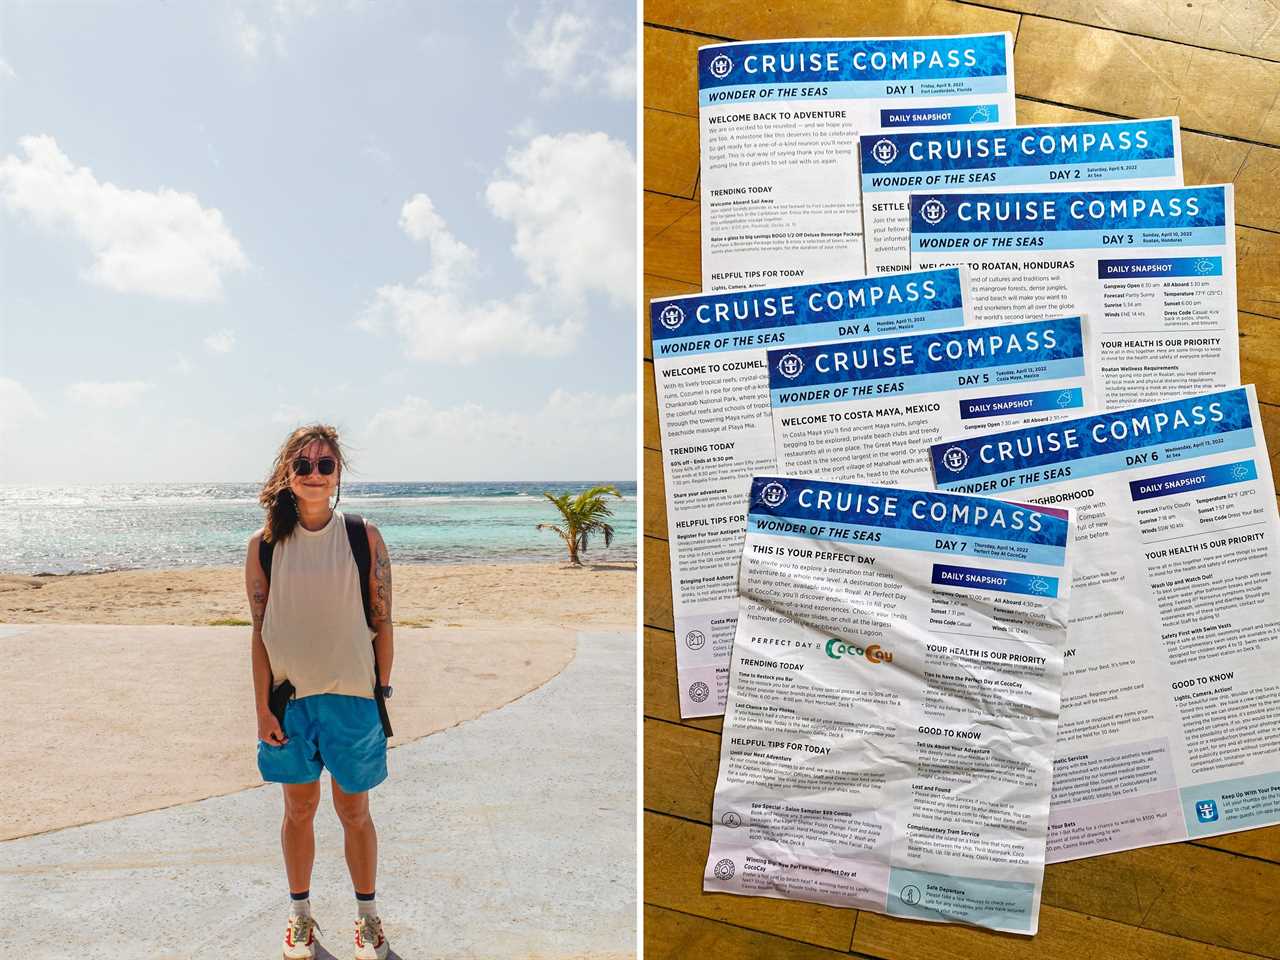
left=292, top=456, right=337, bottom=477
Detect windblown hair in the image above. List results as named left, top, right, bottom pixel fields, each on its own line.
left=259, top=424, right=350, bottom=544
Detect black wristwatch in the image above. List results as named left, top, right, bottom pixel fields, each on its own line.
left=378, top=685, right=393, bottom=699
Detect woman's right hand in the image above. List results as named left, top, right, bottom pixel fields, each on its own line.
left=258, top=710, right=288, bottom=746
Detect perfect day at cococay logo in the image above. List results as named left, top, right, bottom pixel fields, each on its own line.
left=826, top=639, right=894, bottom=664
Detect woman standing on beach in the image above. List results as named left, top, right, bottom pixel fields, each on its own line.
left=246, top=424, right=395, bottom=960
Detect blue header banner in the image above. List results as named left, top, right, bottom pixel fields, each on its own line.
left=651, top=269, right=964, bottom=347
left=932, top=563, right=1060, bottom=598
left=880, top=104, right=1001, bottom=127
left=748, top=476, right=1070, bottom=548
left=1129, top=459, right=1258, bottom=501
left=1097, top=256, right=1222, bottom=279
left=766, top=318, right=1082, bottom=389
left=699, top=35, right=1009, bottom=89
left=930, top=388, right=1253, bottom=485
left=862, top=119, right=1176, bottom=174
left=909, top=186, right=1227, bottom=235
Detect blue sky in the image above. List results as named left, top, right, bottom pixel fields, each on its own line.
left=0, top=0, right=637, bottom=482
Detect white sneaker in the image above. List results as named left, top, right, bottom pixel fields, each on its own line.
left=282, top=914, right=319, bottom=959
left=353, top=914, right=389, bottom=960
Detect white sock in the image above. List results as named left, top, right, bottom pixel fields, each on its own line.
left=290, top=895, right=311, bottom=919
left=356, top=894, right=377, bottom=919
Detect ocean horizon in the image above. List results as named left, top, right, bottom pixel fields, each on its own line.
left=0, top=481, right=637, bottom=575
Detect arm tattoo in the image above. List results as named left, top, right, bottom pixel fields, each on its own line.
left=372, top=543, right=392, bottom=625
left=251, top=579, right=268, bottom=630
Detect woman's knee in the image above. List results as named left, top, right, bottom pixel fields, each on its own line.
left=331, top=789, right=372, bottom=829
left=282, top=783, right=321, bottom=824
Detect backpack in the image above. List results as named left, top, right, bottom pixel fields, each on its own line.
left=259, top=512, right=392, bottom=737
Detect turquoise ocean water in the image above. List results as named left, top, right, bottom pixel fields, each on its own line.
left=0, top=481, right=636, bottom=574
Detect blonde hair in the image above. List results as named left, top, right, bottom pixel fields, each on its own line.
left=259, top=424, right=350, bottom=543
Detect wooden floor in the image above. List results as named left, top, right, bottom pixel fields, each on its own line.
left=642, top=2, right=1280, bottom=957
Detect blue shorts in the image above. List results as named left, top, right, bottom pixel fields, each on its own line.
left=257, top=693, right=387, bottom=794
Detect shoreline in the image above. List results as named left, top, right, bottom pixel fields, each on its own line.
left=0, top=561, right=636, bottom=628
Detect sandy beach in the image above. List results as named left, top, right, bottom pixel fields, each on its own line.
left=0, top=561, right=636, bottom=629
left=0, top=562, right=635, bottom=839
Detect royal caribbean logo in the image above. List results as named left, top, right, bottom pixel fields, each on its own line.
left=709, top=53, right=733, bottom=79
left=758, top=481, right=788, bottom=508
left=920, top=198, right=947, bottom=226
left=870, top=138, right=898, bottom=165
left=1195, top=799, right=1219, bottom=823
left=941, top=446, right=969, bottom=473
left=776, top=352, right=804, bottom=379
left=826, top=639, right=893, bottom=664
left=658, top=303, right=686, bottom=331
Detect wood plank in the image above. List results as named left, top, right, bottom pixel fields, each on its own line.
left=643, top=198, right=701, bottom=285
left=643, top=204, right=1280, bottom=325
left=644, top=26, right=704, bottom=118
left=644, top=626, right=724, bottom=732
left=645, top=192, right=694, bottom=243
left=644, top=904, right=859, bottom=960
left=644, top=533, right=674, bottom=631
left=645, top=108, right=700, bottom=198
left=644, top=813, right=860, bottom=951
left=978, top=0, right=1280, bottom=62
left=644, top=446, right=667, bottom=539
left=643, top=269, right=700, bottom=361
left=854, top=904, right=1266, bottom=960
left=1235, top=145, right=1280, bottom=232
left=644, top=718, right=720, bottom=822
left=1014, top=17, right=1280, bottom=147
left=643, top=0, right=1019, bottom=49
left=1195, top=825, right=1280, bottom=863
left=644, top=360, right=661, bottom=450
left=1242, top=313, right=1280, bottom=404
left=1238, top=227, right=1280, bottom=319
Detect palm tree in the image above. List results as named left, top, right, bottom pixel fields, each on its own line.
left=537, top=484, right=623, bottom=566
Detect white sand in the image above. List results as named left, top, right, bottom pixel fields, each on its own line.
left=0, top=563, right=635, bottom=839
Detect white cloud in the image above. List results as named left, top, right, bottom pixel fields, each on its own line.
left=0, top=378, right=42, bottom=433
left=510, top=4, right=634, bottom=100
left=602, top=44, right=636, bottom=99
left=361, top=132, right=634, bottom=364
left=364, top=388, right=636, bottom=479
left=398, top=194, right=477, bottom=290
left=486, top=132, right=635, bottom=305
left=66, top=380, right=153, bottom=408
left=0, top=59, right=16, bottom=81
left=232, top=0, right=322, bottom=60
left=203, top=329, right=237, bottom=353
left=234, top=10, right=263, bottom=58
left=0, top=135, right=248, bottom=301
left=174, top=354, right=194, bottom=375
left=360, top=284, right=582, bottom=364
left=515, top=10, right=589, bottom=87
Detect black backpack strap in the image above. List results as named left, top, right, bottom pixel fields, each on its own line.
left=342, top=513, right=374, bottom=629
left=258, top=535, right=274, bottom=582
left=343, top=512, right=393, bottom=738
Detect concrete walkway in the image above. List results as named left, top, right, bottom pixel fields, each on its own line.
left=0, top=630, right=636, bottom=959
